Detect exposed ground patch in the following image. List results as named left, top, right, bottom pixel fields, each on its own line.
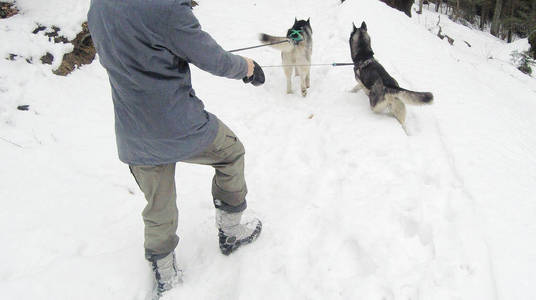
left=53, top=22, right=96, bottom=76
left=15, top=22, right=97, bottom=75
left=0, top=1, right=18, bottom=19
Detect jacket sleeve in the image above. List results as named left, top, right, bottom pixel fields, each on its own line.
left=165, top=0, right=248, bottom=79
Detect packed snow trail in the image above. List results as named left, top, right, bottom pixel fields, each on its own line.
left=1, top=0, right=536, bottom=299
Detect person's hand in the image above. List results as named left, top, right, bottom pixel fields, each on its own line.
left=242, top=59, right=265, bottom=86
left=245, top=57, right=255, bottom=78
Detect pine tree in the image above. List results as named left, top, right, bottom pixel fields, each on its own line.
left=491, top=0, right=504, bottom=36
left=391, top=0, right=535, bottom=44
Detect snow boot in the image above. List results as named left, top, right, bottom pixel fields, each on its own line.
left=215, top=209, right=262, bottom=255
left=149, top=252, right=182, bottom=299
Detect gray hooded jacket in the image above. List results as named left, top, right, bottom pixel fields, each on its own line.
left=88, top=0, right=247, bottom=165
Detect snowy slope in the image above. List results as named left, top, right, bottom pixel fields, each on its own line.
left=1, top=0, right=536, bottom=299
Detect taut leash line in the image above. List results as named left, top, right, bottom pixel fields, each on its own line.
left=227, top=41, right=354, bottom=68
left=259, top=62, right=354, bottom=68
left=228, top=40, right=289, bottom=53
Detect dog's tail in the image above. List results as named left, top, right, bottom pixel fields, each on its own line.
left=386, top=86, right=434, bottom=105
left=259, top=34, right=293, bottom=52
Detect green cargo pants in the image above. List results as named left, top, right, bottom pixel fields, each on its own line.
left=129, top=119, right=248, bottom=260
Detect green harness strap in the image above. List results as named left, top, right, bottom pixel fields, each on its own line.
left=288, top=29, right=304, bottom=43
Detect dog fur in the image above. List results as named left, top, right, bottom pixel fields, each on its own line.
left=260, top=18, right=313, bottom=97
left=349, top=21, right=433, bottom=132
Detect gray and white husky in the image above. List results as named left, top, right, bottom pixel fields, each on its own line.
left=260, top=18, right=313, bottom=97
left=349, top=21, right=433, bottom=132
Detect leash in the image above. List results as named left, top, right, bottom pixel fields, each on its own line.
left=0, top=136, right=23, bottom=148
left=259, top=62, right=354, bottom=68
left=228, top=29, right=304, bottom=53
left=229, top=40, right=289, bottom=53
left=228, top=37, right=355, bottom=68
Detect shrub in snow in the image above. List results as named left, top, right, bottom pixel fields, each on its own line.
left=378, top=0, right=413, bottom=17
left=511, top=50, right=535, bottom=75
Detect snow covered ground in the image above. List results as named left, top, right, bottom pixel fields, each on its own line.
left=1, top=0, right=535, bottom=299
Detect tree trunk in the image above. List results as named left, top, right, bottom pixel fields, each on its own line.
left=491, top=0, right=503, bottom=37
left=506, top=0, right=515, bottom=43
left=469, top=0, right=477, bottom=24
left=480, top=3, right=486, bottom=31
left=417, top=0, right=423, bottom=14
left=529, top=31, right=536, bottom=59
left=435, top=0, right=442, bottom=12
left=454, top=0, right=460, bottom=21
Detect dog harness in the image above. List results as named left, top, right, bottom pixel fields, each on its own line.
left=354, top=57, right=376, bottom=80
left=288, top=29, right=304, bottom=44
left=356, top=57, right=375, bottom=70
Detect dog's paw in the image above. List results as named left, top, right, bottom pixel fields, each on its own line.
left=301, top=89, right=308, bottom=97
left=401, top=124, right=411, bottom=136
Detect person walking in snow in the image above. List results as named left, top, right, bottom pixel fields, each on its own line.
left=87, top=0, right=264, bottom=296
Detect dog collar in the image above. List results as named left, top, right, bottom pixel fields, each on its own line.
left=356, top=57, right=375, bottom=69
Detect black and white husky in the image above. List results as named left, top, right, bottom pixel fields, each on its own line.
left=259, top=18, right=313, bottom=97
left=349, top=21, right=433, bottom=132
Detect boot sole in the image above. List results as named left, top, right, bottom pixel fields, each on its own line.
left=219, top=220, right=262, bottom=255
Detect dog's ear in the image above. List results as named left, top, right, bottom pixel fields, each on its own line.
left=307, top=17, right=310, bottom=24
left=352, top=22, right=357, bottom=31
left=294, top=17, right=298, bottom=24
left=360, top=21, right=367, bottom=31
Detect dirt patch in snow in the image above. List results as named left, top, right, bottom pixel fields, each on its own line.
left=53, top=22, right=96, bottom=76
left=7, top=22, right=96, bottom=75
left=0, top=1, right=18, bottom=19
